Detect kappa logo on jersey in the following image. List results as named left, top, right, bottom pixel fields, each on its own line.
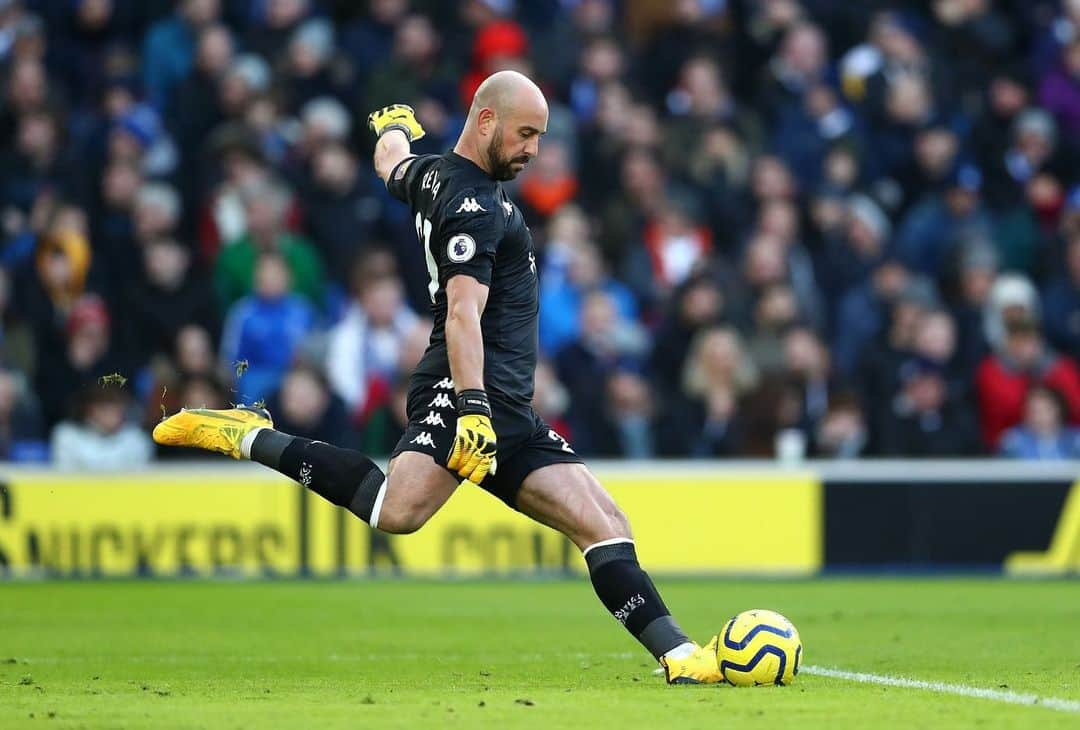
left=529, top=251, right=537, bottom=275
left=501, top=200, right=513, bottom=216
left=434, top=377, right=455, bottom=390
left=410, top=431, right=437, bottom=448
left=456, top=197, right=486, bottom=214
left=420, top=411, right=448, bottom=428
left=447, top=233, right=476, bottom=263
left=428, top=393, right=453, bottom=409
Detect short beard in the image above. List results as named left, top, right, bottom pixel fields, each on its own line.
left=485, top=128, right=522, bottom=181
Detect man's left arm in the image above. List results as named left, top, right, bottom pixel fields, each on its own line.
left=444, top=274, right=498, bottom=483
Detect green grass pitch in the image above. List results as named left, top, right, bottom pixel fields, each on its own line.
left=2, top=578, right=1079, bottom=728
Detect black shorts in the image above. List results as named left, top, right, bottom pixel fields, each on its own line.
left=390, top=374, right=583, bottom=507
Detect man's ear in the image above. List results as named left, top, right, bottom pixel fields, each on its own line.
left=477, top=107, right=496, bottom=136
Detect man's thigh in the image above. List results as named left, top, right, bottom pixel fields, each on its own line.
left=480, top=409, right=581, bottom=506
left=378, top=451, right=460, bottom=532
left=514, top=461, right=631, bottom=550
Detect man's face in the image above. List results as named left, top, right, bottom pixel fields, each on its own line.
left=484, top=107, right=547, bottom=181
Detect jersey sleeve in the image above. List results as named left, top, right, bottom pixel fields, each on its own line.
left=386, top=154, right=437, bottom=204
left=434, top=187, right=505, bottom=287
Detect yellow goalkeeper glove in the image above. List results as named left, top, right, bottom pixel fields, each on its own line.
left=367, top=103, right=426, bottom=141
left=447, top=390, right=497, bottom=483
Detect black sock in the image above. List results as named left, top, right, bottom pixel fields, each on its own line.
left=249, top=430, right=386, bottom=524
left=584, top=540, right=689, bottom=660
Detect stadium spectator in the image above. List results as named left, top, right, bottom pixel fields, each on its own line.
left=817, top=194, right=891, bottom=330
left=780, top=327, right=833, bottom=438
left=876, top=356, right=982, bottom=457
left=0, top=267, right=34, bottom=377
left=220, top=251, right=317, bottom=403
left=756, top=22, right=831, bottom=129
left=245, top=0, right=311, bottom=63
left=1042, top=231, right=1080, bottom=362
left=949, top=237, right=998, bottom=377
left=0, top=366, right=46, bottom=462
left=999, top=385, right=1080, bottom=459
left=853, top=274, right=939, bottom=447
left=267, top=363, right=349, bottom=444
left=50, top=384, right=153, bottom=470
left=660, top=326, right=758, bottom=458
left=1039, top=38, right=1080, bottom=139
left=983, top=108, right=1064, bottom=213
left=325, top=254, right=418, bottom=423
left=132, top=181, right=181, bottom=247
left=18, top=226, right=93, bottom=359
left=355, top=315, right=431, bottom=457
left=282, top=18, right=350, bottom=113
left=518, top=137, right=578, bottom=223
left=1, top=109, right=75, bottom=213
left=123, top=236, right=220, bottom=365
left=34, top=294, right=126, bottom=428
left=976, top=310, right=1080, bottom=449
left=813, top=391, right=867, bottom=459
left=173, top=324, right=219, bottom=380
left=895, top=163, right=994, bottom=277
left=300, top=142, right=383, bottom=278
left=142, top=0, right=221, bottom=113
left=213, top=178, right=325, bottom=310
left=539, top=235, right=636, bottom=357
left=218, top=53, right=271, bottom=121
left=747, top=284, right=800, bottom=374
left=340, top=0, right=409, bottom=78
left=171, top=22, right=232, bottom=206
left=556, top=289, right=648, bottom=455
left=532, top=358, right=571, bottom=441
left=649, top=273, right=727, bottom=399
left=603, top=369, right=656, bottom=458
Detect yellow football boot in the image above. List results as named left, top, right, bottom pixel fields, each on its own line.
left=661, top=636, right=724, bottom=685
left=153, top=407, right=272, bottom=459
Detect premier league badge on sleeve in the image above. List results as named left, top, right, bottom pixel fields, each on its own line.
left=447, top=233, right=476, bottom=263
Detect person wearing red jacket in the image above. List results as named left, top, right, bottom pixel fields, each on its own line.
left=976, top=316, right=1080, bottom=448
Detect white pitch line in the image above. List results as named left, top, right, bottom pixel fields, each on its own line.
left=802, top=665, right=1080, bottom=714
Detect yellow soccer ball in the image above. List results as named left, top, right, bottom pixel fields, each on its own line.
left=717, top=609, right=802, bottom=686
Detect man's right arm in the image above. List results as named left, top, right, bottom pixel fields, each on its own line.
left=367, top=103, right=426, bottom=188
left=373, top=129, right=412, bottom=186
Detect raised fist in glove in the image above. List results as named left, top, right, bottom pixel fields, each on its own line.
left=367, top=103, right=426, bottom=142
left=447, top=389, right=497, bottom=483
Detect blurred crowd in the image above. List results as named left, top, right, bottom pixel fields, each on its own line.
left=4, top=0, right=1080, bottom=468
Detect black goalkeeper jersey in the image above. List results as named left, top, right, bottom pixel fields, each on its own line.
left=388, top=151, right=539, bottom=406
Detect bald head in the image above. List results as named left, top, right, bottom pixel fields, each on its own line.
left=470, top=70, right=547, bottom=121
left=456, top=71, right=548, bottom=180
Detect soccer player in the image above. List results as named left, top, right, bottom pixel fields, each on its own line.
left=154, top=70, right=721, bottom=684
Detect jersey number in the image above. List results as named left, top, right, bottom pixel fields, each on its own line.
left=548, top=430, right=574, bottom=453
left=415, top=213, right=438, bottom=302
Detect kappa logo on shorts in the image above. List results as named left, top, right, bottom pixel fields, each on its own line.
left=428, top=393, right=453, bottom=409
left=410, top=431, right=437, bottom=448
left=447, top=233, right=476, bottom=263
left=420, top=411, right=447, bottom=428
left=456, top=197, right=486, bottom=214
left=434, top=377, right=454, bottom=390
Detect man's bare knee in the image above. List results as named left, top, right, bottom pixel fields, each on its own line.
left=607, top=502, right=632, bottom=538
left=375, top=453, right=458, bottom=534
left=375, top=503, right=430, bottom=535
